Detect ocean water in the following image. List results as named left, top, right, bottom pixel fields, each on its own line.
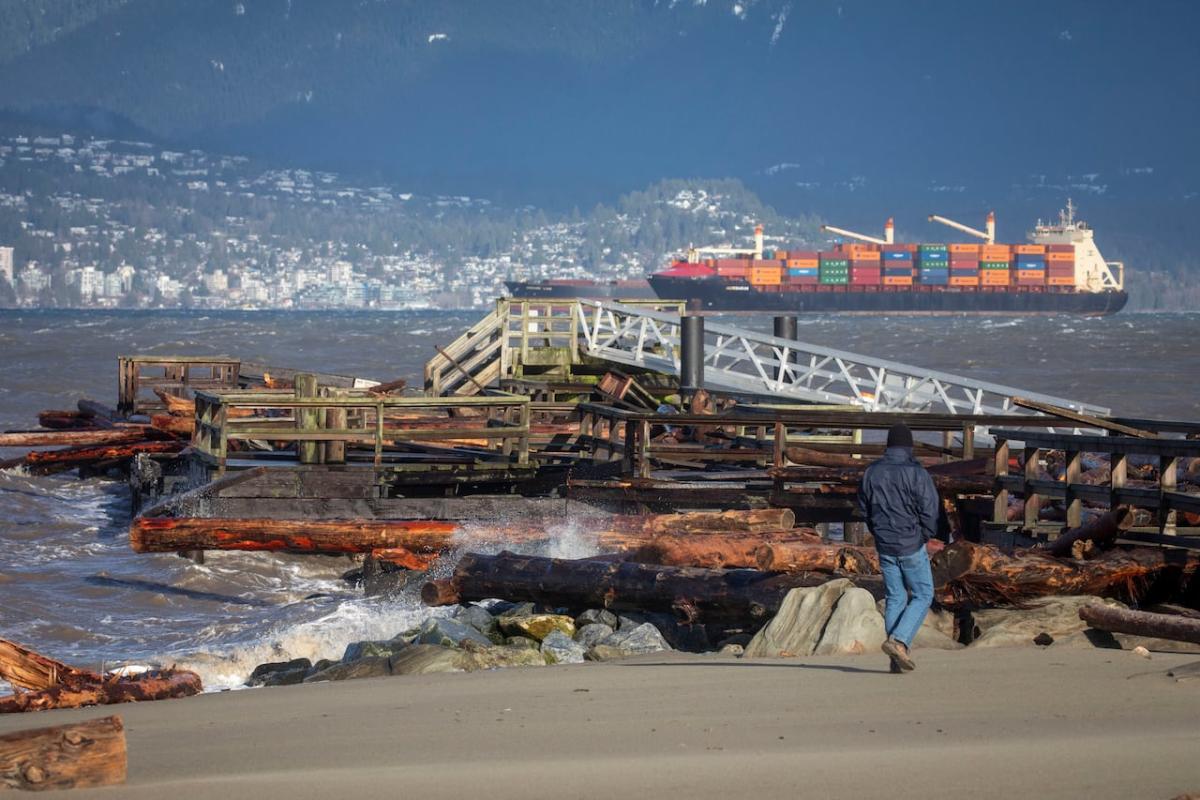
left=0, top=309, right=1197, bottom=690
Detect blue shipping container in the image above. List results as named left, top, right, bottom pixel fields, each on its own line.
left=883, top=251, right=913, bottom=261
left=918, top=252, right=948, bottom=262
left=787, top=268, right=818, bottom=276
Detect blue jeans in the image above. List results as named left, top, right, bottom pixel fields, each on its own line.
left=879, top=548, right=934, bottom=648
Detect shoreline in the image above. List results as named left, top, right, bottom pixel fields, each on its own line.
left=3, top=647, right=1198, bottom=799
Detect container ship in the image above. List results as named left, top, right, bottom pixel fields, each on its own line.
left=504, top=277, right=657, bottom=300
left=649, top=201, right=1128, bottom=316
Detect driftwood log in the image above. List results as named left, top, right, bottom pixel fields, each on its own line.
left=932, top=541, right=1199, bottom=608
left=620, top=529, right=818, bottom=570
left=0, top=716, right=126, bottom=791
left=0, top=430, right=155, bottom=448
left=0, top=638, right=202, bottom=715
left=1045, top=506, right=1135, bottom=558
left=1078, top=603, right=1200, bottom=645
left=755, top=540, right=881, bottom=575
left=24, top=440, right=184, bottom=471
left=422, top=551, right=883, bottom=624
left=130, top=509, right=799, bottom=555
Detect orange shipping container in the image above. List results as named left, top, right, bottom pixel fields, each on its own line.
left=775, top=250, right=788, bottom=260
left=882, top=276, right=913, bottom=286
left=947, top=243, right=981, bottom=255
left=980, top=245, right=1011, bottom=260
left=1047, top=277, right=1075, bottom=286
left=949, top=276, right=979, bottom=287
left=1013, top=244, right=1046, bottom=255
left=750, top=267, right=783, bottom=285
left=981, top=273, right=1011, bottom=285
left=786, top=258, right=819, bottom=269
left=846, top=250, right=881, bottom=262
left=1046, top=251, right=1075, bottom=263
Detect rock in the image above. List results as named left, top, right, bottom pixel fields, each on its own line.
left=455, top=604, right=500, bottom=636
left=498, top=614, right=576, bottom=642
left=968, top=596, right=1123, bottom=648
left=576, top=608, right=619, bottom=629
left=911, top=610, right=963, bottom=651
left=391, top=627, right=421, bottom=645
left=1033, top=632, right=1054, bottom=646
left=716, top=633, right=753, bottom=650
left=541, top=630, right=586, bottom=665
left=585, top=644, right=630, bottom=662
left=476, top=598, right=517, bottom=615
left=246, top=658, right=312, bottom=687
left=310, top=658, right=338, bottom=673
left=304, top=656, right=392, bottom=683
left=458, top=640, right=546, bottom=670
left=416, top=616, right=493, bottom=648
left=505, top=636, right=541, bottom=650
left=388, top=645, right=468, bottom=676
left=813, top=587, right=886, bottom=656
left=719, top=643, right=745, bottom=656
left=745, top=579, right=853, bottom=658
left=498, top=602, right=539, bottom=618
left=616, top=611, right=710, bottom=652
left=1132, top=645, right=1151, bottom=659
left=262, top=667, right=309, bottom=687
left=600, top=622, right=672, bottom=655
left=574, top=623, right=614, bottom=649
left=342, top=640, right=409, bottom=662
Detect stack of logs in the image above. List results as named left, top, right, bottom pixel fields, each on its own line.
left=129, top=506, right=1199, bottom=626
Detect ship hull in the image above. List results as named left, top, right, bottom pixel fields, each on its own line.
left=505, top=280, right=657, bottom=300
left=648, top=277, right=1128, bottom=316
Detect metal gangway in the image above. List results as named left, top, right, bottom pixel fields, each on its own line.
left=575, top=299, right=1110, bottom=417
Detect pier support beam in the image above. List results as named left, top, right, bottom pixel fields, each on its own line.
left=295, top=373, right=321, bottom=465
left=680, top=315, right=705, bottom=394
left=773, top=315, right=798, bottom=341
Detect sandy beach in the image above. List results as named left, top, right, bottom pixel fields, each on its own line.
left=2, top=646, right=1198, bottom=799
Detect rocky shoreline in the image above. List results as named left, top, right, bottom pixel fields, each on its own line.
left=245, top=582, right=1199, bottom=689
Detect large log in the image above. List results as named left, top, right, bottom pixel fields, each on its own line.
left=129, top=509, right=798, bottom=555
left=0, top=429, right=151, bottom=448
left=0, top=638, right=202, bottom=715
left=620, top=529, right=819, bottom=570
left=932, top=540, right=1199, bottom=608
left=1079, top=603, right=1200, bottom=645
left=0, top=716, right=126, bottom=790
left=36, top=411, right=98, bottom=431
left=755, top=541, right=881, bottom=575
left=422, top=551, right=883, bottom=623
left=0, top=670, right=202, bottom=714
left=1045, top=506, right=1135, bottom=558
left=24, top=440, right=184, bottom=470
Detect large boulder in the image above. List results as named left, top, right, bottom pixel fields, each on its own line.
left=246, top=658, right=312, bottom=687
left=577, top=609, right=619, bottom=629
left=342, top=640, right=410, bottom=662
left=304, top=656, right=392, bottom=683
left=812, top=586, right=887, bottom=656
left=498, top=614, right=576, bottom=642
left=455, top=604, right=502, bottom=641
left=745, top=579, right=853, bottom=658
left=457, top=641, right=547, bottom=670
left=574, top=623, right=614, bottom=649
left=541, top=630, right=587, bottom=664
left=599, top=622, right=672, bottom=656
left=968, top=596, right=1123, bottom=648
left=388, top=645, right=468, bottom=675
left=416, top=617, right=493, bottom=648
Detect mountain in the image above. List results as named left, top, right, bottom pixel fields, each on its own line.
left=1, top=0, right=1199, bottom=296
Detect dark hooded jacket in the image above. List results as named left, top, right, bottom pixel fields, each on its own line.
left=856, top=446, right=939, bottom=557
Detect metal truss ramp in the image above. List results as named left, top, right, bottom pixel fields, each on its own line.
left=575, top=300, right=1110, bottom=417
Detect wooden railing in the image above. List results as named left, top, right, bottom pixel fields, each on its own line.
left=118, top=356, right=241, bottom=415
left=192, top=389, right=532, bottom=474
left=992, top=429, right=1200, bottom=541
left=573, top=404, right=1043, bottom=479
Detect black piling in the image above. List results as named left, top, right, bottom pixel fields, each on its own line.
left=680, top=315, right=705, bottom=393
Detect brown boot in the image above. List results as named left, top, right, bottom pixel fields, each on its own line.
left=881, top=638, right=915, bottom=671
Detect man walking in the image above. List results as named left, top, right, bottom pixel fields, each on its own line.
left=857, top=423, right=939, bottom=672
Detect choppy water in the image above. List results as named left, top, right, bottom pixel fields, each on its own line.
left=0, top=309, right=1197, bottom=690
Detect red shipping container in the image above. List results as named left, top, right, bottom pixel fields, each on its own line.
left=1046, top=244, right=1075, bottom=253
left=789, top=250, right=819, bottom=260
left=880, top=243, right=908, bottom=253
left=948, top=258, right=980, bottom=268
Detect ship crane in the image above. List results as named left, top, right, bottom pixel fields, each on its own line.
left=928, top=211, right=997, bottom=244
left=821, top=218, right=895, bottom=245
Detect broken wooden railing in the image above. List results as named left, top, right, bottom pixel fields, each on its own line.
left=192, top=387, right=532, bottom=474
left=118, top=356, right=242, bottom=415
left=992, top=428, right=1200, bottom=544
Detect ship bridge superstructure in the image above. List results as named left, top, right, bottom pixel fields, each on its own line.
left=1029, top=199, right=1124, bottom=292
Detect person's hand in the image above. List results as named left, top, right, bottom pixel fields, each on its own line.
left=925, top=539, right=946, bottom=555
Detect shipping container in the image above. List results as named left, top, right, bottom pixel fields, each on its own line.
left=918, top=243, right=948, bottom=253
left=882, top=276, right=913, bottom=286
left=1047, top=276, right=1075, bottom=286
left=1046, top=244, right=1075, bottom=253
left=848, top=251, right=881, bottom=262
left=980, top=245, right=1011, bottom=260
left=786, top=258, right=819, bottom=269
left=787, top=268, right=818, bottom=277
left=979, top=260, right=1010, bottom=270
left=947, top=243, right=981, bottom=255
left=949, top=276, right=979, bottom=287
left=882, top=250, right=912, bottom=261
left=948, top=258, right=980, bottom=268
left=1046, top=252, right=1075, bottom=263
left=880, top=243, right=909, bottom=253
left=1013, top=244, right=1046, bottom=255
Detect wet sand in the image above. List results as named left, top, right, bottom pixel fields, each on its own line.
left=2, top=646, right=1199, bottom=799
